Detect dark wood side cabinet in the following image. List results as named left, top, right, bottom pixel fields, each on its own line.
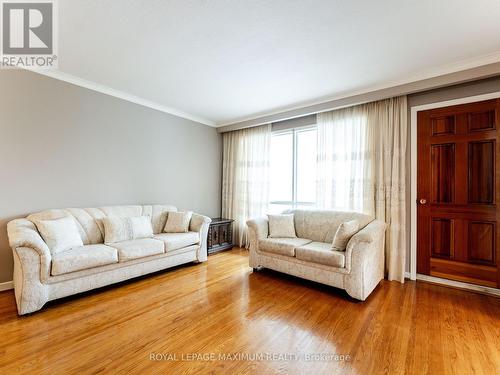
left=208, top=218, right=234, bottom=255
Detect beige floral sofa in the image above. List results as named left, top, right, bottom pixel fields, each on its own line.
left=247, top=209, right=387, bottom=300
left=7, top=204, right=211, bottom=315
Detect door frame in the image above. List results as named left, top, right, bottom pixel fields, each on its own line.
left=410, top=91, right=500, bottom=291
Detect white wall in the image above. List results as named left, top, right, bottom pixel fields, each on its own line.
left=0, top=70, right=222, bottom=283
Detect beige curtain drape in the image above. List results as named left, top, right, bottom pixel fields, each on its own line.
left=367, top=97, right=407, bottom=282
left=222, top=124, right=271, bottom=247
left=317, top=96, right=407, bottom=282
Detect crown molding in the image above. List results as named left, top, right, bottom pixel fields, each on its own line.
left=217, top=51, right=500, bottom=130
left=27, top=69, right=217, bottom=127
left=22, top=50, right=500, bottom=130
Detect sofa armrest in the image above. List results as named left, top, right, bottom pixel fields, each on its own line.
left=7, top=219, right=52, bottom=282
left=189, top=213, right=211, bottom=262
left=189, top=213, right=211, bottom=233
left=246, top=217, right=269, bottom=241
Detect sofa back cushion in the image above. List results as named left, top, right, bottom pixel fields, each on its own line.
left=151, top=205, right=177, bottom=234
left=26, top=204, right=177, bottom=246
left=35, top=216, right=84, bottom=255
left=283, top=209, right=374, bottom=243
left=102, top=216, right=154, bottom=244
left=164, top=211, right=193, bottom=233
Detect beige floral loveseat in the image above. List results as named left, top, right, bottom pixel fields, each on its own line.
left=247, top=209, right=387, bottom=300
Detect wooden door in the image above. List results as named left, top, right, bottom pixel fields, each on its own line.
left=417, top=99, right=500, bottom=288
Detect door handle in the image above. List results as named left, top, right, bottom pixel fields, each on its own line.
left=419, top=199, right=427, bottom=205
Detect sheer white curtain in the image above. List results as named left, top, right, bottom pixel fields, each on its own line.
left=222, top=124, right=271, bottom=247
left=316, top=106, right=372, bottom=213
left=316, top=97, right=407, bottom=282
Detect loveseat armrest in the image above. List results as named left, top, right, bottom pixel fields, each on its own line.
left=348, top=219, right=387, bottom=248
left=344, top=219, right=387, bottom=300
left=7, top=219, right=52, bottom=282
left=247, top=217, right=268, bottom=268
left=246, top=217, right=269, bottom=261
left=189, top=213, right=211, bottom=262
left=246, top=217, right=269, bottom=241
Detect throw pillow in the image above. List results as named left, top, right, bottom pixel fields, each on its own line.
left=163, top=211, right=192, bottom=233
left=332, top=220, right=359, bottom=251
left=268, top=214, right=297, bottom=238
left=35, top=216, right=84, bottom=255
left=103, top=216, right=153, bottom=244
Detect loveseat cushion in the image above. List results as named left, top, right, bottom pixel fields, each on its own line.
left=295, top=242, right=345, bottom=268
left=154, top=232, right=199, bottom=251
left=268, top=214, right=297, bottom=238
left=51, top=245, right=118, bottom=276
left=112, top=238, right=165, bottom=262
left=284, top=209, right=374, bottom=243
left=332, top=220, right=359, bottom=251
left=258, top=237, right=312, bottom=257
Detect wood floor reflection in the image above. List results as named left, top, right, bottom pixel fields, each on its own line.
left=0, top=248, right=498, bottom=374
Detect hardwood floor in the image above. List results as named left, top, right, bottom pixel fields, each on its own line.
left=0, top=248, right=498, bottom=374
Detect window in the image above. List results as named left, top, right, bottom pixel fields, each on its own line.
left=269, top=126, right=317, bottom=213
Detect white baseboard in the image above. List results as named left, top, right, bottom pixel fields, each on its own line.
left=0, top=281, right=13, bottom=292
left=405, top=273, right=499, bottom=297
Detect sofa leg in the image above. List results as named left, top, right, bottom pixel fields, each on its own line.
left=14, top=278, right=49, bottom=315
left=17, top=296, right=48, bottom=315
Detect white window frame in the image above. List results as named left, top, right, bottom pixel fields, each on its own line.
left=270, top=125, right=317, bottom=209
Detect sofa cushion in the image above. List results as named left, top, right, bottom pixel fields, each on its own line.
left=259, top=237, right=312, bottom=257
left=151, top=205, right=177, bottom=234
left=26, top=205, right=179, bottom=244
left=102, top=216, right=153, bottom=244
left=163, top=211, right=193, bottom=233
left=35, top=216, right=84, bottom=255
left=99, top=205, right=144, bottom=218
left=112, top=238, right=165, bottom=262
left=154, top=232, right=199, bottom=251
left=268, top=214, right=297, bottom=238
left=51, top=244, right=118, bottom=276
left=295, top=242, right=345, bottom=268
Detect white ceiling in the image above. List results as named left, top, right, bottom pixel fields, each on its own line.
left=52, top=0, right=500, bottom=126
